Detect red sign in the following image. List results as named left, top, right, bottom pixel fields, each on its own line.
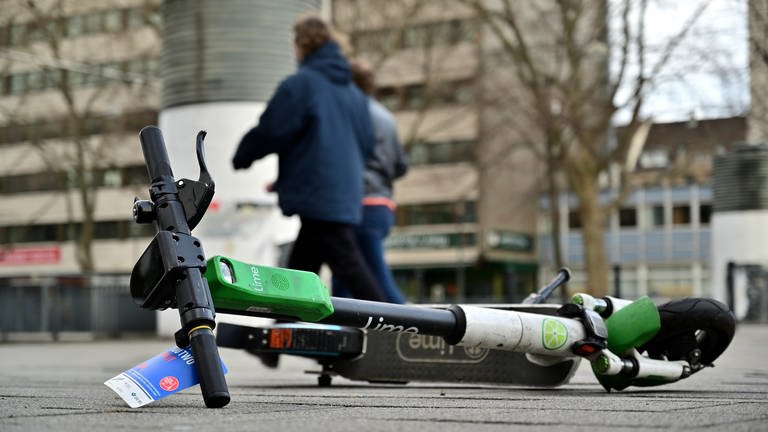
left=0, top=246, right=61, bottom=265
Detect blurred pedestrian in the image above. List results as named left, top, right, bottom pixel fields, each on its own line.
left=333, top=59, right=409, bottom=304
left=232, top=15, right=386, bottom=302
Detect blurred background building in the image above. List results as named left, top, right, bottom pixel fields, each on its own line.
left=0, top=0, right=763, bottom=338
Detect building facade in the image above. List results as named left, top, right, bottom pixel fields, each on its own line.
left=538, top=117, right=746, bottom=300
left=0, top=0, right=162, bottom=275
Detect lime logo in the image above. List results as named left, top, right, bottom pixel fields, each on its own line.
left=542, top=318, right=568, bottom=350
left=463, top=345, right=488, bottom=360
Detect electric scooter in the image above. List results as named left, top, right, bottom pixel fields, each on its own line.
left=128, top=126, right=736, bottom=408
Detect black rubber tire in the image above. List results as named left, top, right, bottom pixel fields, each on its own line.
left=318, top=374, right=332, bottom=387
left=640, top=298, right=736, bottom=366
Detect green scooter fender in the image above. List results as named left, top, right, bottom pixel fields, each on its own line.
left=593, top=296, right=661, bottom=391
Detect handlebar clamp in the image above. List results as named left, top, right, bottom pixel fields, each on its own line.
left=558, top=303, right=608, bottom=357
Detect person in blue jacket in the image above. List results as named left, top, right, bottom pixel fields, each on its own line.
left=232, top=15, right=386, bottom=302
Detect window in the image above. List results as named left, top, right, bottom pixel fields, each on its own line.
left=0, top=220, right=154, bottom=244
left=404, top=27, right=427, bottom=47
left=672, top=205, right=691, bottom=225
left=0, top=109, right=158, bottom=145
left=83, top=13, right=104, bottom=33
left=6, top=224, right=59, bottom=243
left=568, top=210, right=582, bottom=229
left=10, top=23, right=26, bottom=45
left=94, top=221, right=120, bottom=240
left=0, top=164, right=151, bottom=194
left=64, top=70, right=86, bottom=88
left=25, top=21, right=42, bottom=43
left=26, top=70, right=45, bottom=91
left=8, top=74, right=25, bottom=95
left=0, top=25, right=9, bottom=46
left=3, top=7, right=158, bottom=47
left=123, top=165, right=151, bottom=186
left=639, top=149, right=668, bottom=169
left=128, top=221, right=155, bottom=238
left=618, top=207, right=637, bottom=227
left=396, top=201, right=476, bottom=226
left=127, top=8, right=148, bottom=29
left=67, top=15, right=84, bottom=37
left=0, top=172, right=64, bottom=194
left=651, top=205, right=664, bottom=227
left=145, top=58, right=159, bottom=77
left=431, top=142, right=452, bottom=163
left=405, top=140, right=475, bottom=165
left=46, top=68, right=62, bottom=88
left=354, top=19, right=476, bottom=56
left=103, top=10, right=123, bottom=32
left=453, top=82, right=475, bottom=105
left=102, top=169, right=122, bottom=187
left=700, top=204, right=712, bottom=225
left=403, top=84, right=424, bottom=110
left=376, top=79, right=474, bottom=112
left=408, top=143, right=429, bottom=165
left=44, top=18, right=66, bottom=39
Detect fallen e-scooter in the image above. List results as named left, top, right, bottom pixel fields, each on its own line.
left=128, top=126, right=736, bottom=408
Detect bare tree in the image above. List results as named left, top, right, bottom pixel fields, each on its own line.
left=333, top=0, right=480, bottom=149
left=749, top=0, right=768, bottom=141
left=461, top=0, right=715, bottom=296
left=0, top=0, right=160, bottom=271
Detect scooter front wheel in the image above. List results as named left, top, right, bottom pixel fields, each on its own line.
left=640, top=297, right=735, bottom=366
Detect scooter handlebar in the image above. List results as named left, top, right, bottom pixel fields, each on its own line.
left=139, top=125, right=174, bottom=181
left=190, top=326, right=231, bottom=408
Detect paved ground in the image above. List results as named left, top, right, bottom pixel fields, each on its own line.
left=0, top=323, right=766, bottom=431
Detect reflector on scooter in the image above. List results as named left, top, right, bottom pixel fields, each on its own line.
left=219, top=259, right=235, bottom=284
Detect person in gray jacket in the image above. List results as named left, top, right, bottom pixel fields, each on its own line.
left=333, top=60, right=409, bottom=303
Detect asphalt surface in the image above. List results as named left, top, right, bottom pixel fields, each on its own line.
left=0, top=323, right=766, bottom=431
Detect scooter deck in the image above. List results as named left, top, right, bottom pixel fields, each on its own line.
left=216, top=304, right=580, bottom=387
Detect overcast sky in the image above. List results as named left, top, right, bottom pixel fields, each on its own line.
left=612, top=0, right=749, bottom=123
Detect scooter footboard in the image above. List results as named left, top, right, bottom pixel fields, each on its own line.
left=217, top=304, right=581, bottom=388
left=332, top=326, right=580, bottom=387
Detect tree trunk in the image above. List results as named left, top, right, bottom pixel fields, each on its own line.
left=72, top=122, right=95, bottom=273
left=545, top=159, right=564, bottom=270
left=574, top=175, right=609, bottom=297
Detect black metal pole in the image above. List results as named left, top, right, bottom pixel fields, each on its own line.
left=324, top=297, right=464, bottom=342
left=726, top=261, right=735, bottom=312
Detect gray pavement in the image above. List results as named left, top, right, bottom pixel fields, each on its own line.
left=0, top=324, right=767, bottom=431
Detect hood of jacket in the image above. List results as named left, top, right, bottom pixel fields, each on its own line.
left=300, top=42, right=351, bottom=84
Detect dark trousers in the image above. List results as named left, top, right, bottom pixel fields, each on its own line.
left=288, top=217, right=387, bottom=302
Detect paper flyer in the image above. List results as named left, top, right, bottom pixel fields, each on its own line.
left=104, top=345, right=227, bottom=408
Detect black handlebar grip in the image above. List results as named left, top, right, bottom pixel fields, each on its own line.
left=189, top=326, right=230, bottom=408
left=139, top=125, right=174, bottom=181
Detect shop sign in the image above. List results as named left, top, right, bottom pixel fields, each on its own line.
left=385, top=232, right=476, bottom=249
left=0, top=246, right=62, bottom=265
left=486, top=230, right=533, bottom=252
